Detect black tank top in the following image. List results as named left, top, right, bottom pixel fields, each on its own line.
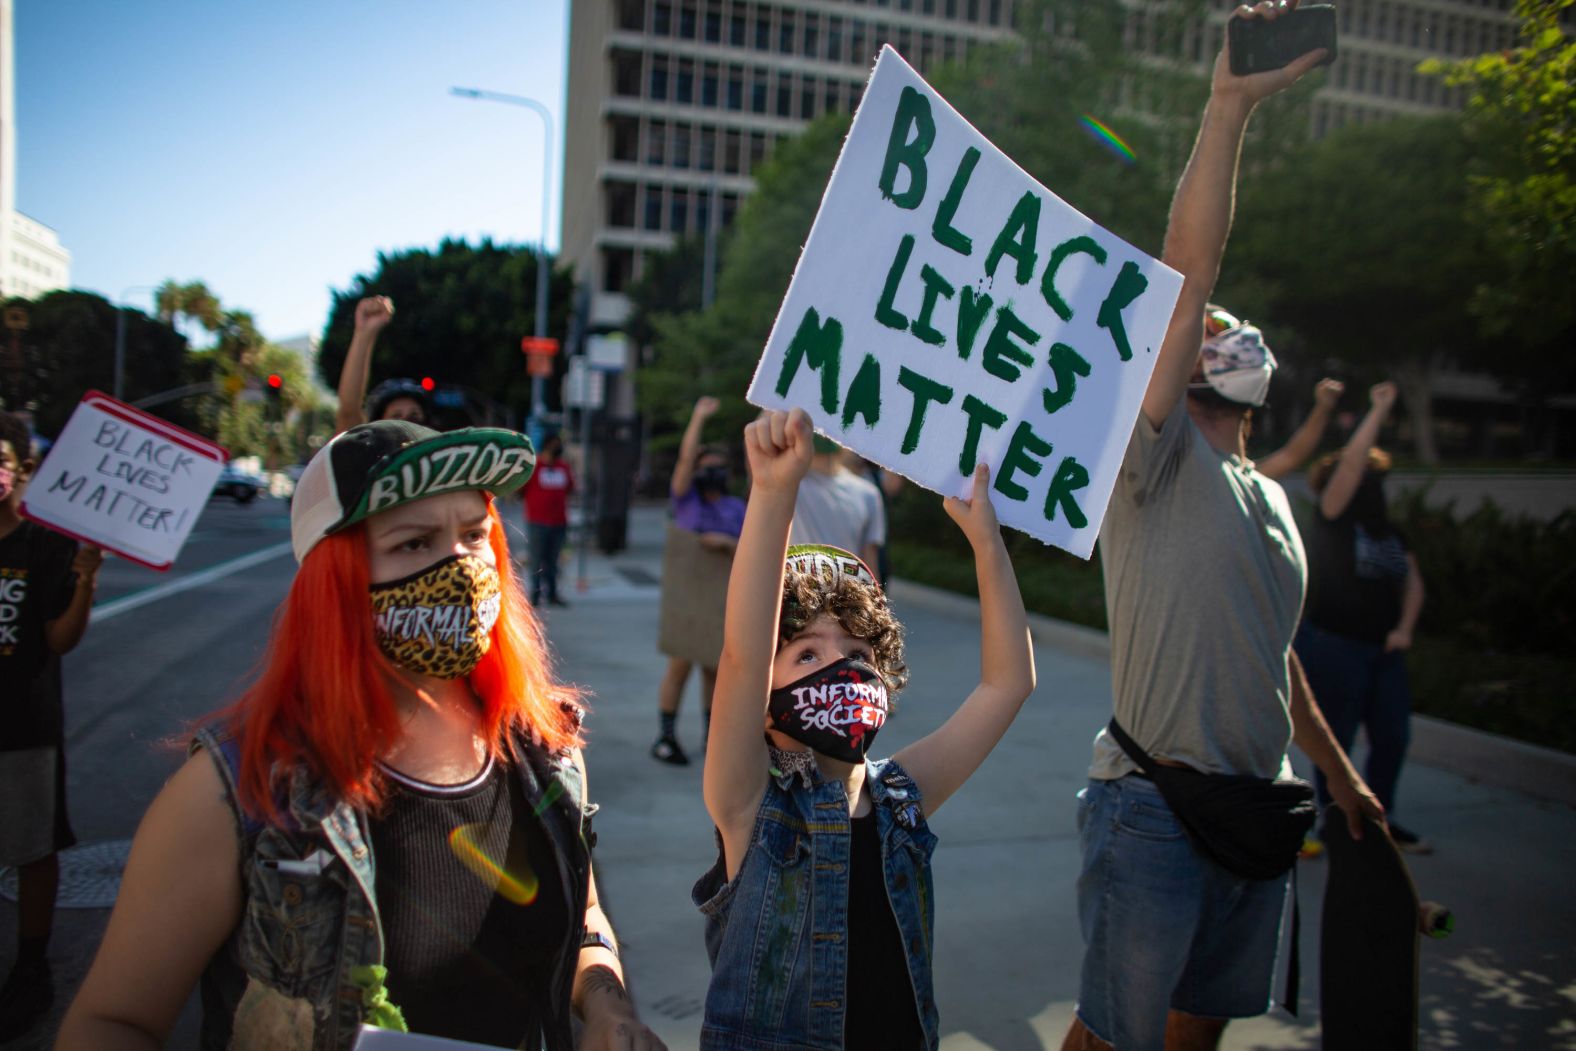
left=370, top=753, right=569, bottom=1047
left=843, top=810, right=925, bottom=1049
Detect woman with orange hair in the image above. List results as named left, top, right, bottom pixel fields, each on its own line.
left=59, top=421, right=665, bottom=1051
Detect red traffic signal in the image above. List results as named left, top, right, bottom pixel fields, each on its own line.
left=266, top=374, right=283, bottom=388
left=521, top=336, right=560, bottom=357
left=420, top=376, right=436, bottom=391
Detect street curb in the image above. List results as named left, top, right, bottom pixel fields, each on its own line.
left=1407, top=715, right=1576, bottom=807
left=888, top=577, right=1576, bottom=807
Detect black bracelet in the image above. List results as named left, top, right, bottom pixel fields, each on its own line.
left=580, top=930, right=619, bottom=958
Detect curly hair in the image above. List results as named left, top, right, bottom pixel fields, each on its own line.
left=778, top=570, right=909, bottom=695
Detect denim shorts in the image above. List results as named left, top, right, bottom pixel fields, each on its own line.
left=1074, top=775, right=1288, bottom=1049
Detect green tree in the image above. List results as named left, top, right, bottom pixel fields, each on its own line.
left=318, top=239, right=571, bottom=424
left=1421, top=0, right=1576, bottom=392
left=1, top=291, right=198, bottom=437
left=1223, top=116, right=1485, bottom=463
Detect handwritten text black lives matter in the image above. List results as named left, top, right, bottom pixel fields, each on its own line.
left=770, top=85, right=1156, bottom=533
left=44, top=420, right=202, bottom=534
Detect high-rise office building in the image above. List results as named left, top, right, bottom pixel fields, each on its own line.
left=0, top=0, right=70, bottom=302
left=562, top=0, right=1017, bottom=364
left=561, top=0, right=1518, bottom=381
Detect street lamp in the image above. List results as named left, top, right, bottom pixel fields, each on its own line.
left=113, top=285, right=159, bottom=401
left=450, top=86, right=556, bottom=439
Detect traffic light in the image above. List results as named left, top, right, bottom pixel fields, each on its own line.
left=265, top=373, right=283, bottom=404
left=420, top=376, right=436, bottom=392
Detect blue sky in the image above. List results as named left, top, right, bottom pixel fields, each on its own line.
left=15, top=0, right=569, bottom=340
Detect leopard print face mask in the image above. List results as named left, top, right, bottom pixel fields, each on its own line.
left=369, top=554, right=502, bottom=679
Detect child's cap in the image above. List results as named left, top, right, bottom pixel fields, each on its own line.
left=784, top=543, right=878, bottom=590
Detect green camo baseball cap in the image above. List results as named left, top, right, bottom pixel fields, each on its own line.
left=291, top=420, right=535, bottom=562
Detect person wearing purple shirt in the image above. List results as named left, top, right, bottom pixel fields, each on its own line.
left=652, top=397, right=746, bottom=766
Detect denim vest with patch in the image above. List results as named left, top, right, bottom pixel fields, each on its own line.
left=691, top=754, right=940, bottom=1051
left=190, top=723, right=595, bottom=1051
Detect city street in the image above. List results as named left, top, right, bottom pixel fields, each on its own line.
left=3, top=500, right=1574, bottom=1049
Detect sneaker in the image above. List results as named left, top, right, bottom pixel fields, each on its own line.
left=0, top=959, right=54, bottom=1041
left=1389, top=822, right=1434, bottom=855
left=1299, top=832, right=1325, bottom=860
left=650, top=735, right=690, bottom=766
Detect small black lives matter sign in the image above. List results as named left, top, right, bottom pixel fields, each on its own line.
left=21, top=391, right=226, bottom=570
left=747, top=47, right=1183, bottom=559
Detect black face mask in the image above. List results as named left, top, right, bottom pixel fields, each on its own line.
left=695, top=465, right=730, bottom=493
left=766, top=657, right=889, bottom=764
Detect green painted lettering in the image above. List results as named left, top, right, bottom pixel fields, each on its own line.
left=931, top=146, right=981, bottom=256
left=983, top=191, right=1042, bottom=285
left=955, top=287, right=993, bottom=361
left=995, top=421, right=1052, bottom=502
left=959, top=394, right=1007, bottom=476
left=1042, top=342, right=1092, bottom=414
left=1044, top=455, right=1090, bottom=528
left=875, top=234, right=915, bottom=332
left=897, top=367, right=954, bottom=455
left=775, top=306, right=843, bottom=415
left=911, top=265, right=955, bottom=346
left=878, top=87, right=935, bottom=210
left=1040, top=235, right=1108, bottom=322
left=1096, top=260, right=1149, bottom=362
left=841, top=354, right=882, bottom=430
left=981, top=305, right=1040, bottom=383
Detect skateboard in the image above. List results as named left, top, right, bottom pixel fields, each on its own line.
left=1319, top=807, right=1451, bottom=1050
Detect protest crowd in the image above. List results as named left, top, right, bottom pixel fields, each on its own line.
left=2, top=4, right=1474, bottom=1050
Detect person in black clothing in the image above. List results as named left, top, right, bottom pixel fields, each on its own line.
left=0, top=410, right=102, bottom=1040
left=60, top=421, right=664, bottom=1050
left=1296, top=382, right=1430, bottom=853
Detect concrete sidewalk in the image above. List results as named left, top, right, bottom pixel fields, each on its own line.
left=551, top=503, right=1576, bottom=1051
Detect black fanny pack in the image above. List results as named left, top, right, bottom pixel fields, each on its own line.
left=1107, top=719, right=1316, bottom=881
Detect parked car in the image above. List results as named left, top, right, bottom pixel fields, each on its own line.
left=213, top=463, right=266, bottom=504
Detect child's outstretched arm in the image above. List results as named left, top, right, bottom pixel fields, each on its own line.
left=893, top=464, right=1035, bottom=816
left=704, top=409, right=814, bottom=861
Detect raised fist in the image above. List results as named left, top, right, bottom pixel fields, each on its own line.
left=1370, top=381, right=1398, bottom=414
left=743, top=409, right=813, bottom=493
left=693, top=395, right=721, bottom=420
left=1313, top=378, right=1345, bottom=411
left=354, top=296, right=395, bottom=334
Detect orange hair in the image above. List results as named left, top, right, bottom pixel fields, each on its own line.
left=214, top=501, right=583, bottom=825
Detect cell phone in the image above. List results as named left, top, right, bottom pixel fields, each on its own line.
left=1228, top=4, right=1338, bottom=76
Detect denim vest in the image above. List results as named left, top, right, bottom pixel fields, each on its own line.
left=692, top=753, right=940, bottom=1051
left=190, top=722, right=595, bottom=1051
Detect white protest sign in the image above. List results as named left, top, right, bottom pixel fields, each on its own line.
left=21, top=391, right=226, bottom=570
left=746, top=47, right=1183, bottom=558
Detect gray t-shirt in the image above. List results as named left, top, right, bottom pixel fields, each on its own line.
left=788, top=467, right=887, bottom=556
left=1090, top=400, right=1307, bottom=781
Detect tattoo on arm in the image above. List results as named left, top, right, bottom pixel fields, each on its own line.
left=580, top=963, right=629, bottom=1004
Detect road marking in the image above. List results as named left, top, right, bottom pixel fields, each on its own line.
left=92, top=541, right=295, bottom=622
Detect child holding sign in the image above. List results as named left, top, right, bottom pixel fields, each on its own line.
left=694, top=408, right=1034, bottom=1049
left=0, top=410, right=101, bottom=1040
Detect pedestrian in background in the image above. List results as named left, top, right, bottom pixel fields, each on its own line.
left=1297, top=381, right=1430, bottom=853
left=696, top=408, right=1034, bottom=1049
left=652, top=396, right=745, bottom=766
left=790, top=434, right=885, bottom=574
left=0, top=410, right=102, bottom=1041
left=333, top=295, right=435, bottom=432
left=59, top=420, right=664, bottom=1051
left=523, top=431, right=575, bottom=607
left=841, top=451, right=904, bottom=589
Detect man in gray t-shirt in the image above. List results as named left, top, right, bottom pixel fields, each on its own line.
left=1063, top=12, right=1384, bottom=1051
left=787, top=439, right=885, bottom=571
